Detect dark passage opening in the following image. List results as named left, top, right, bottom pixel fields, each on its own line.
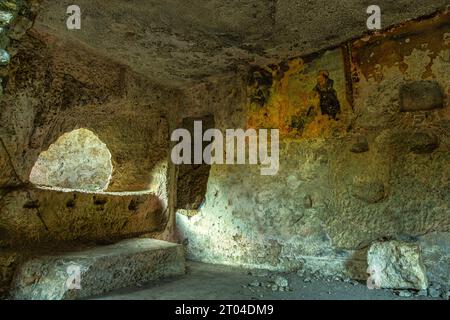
left=176, top=115, right=215, bottom=210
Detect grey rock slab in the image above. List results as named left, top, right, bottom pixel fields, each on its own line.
left=0, top=48, right=9, bottom=65
left=10, top=238, right=185, bottom=300
left=400, top=81, right=444, bottom=112
left=367, top=241, right=428, bottom=290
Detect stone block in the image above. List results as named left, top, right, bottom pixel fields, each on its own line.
left=367, top=241, right=428, bottom=290
left=10, top=238, right=185, bottom=300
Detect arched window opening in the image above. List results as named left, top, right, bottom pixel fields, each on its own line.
left=29, top=128, right=113, bottom=192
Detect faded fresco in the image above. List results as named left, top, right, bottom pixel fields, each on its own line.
left=246, top=49, right=351, bottom=139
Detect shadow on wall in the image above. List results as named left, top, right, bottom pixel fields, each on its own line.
left=176, top=115, right=215, bottom=211
left=1, top=127, right=169, bottom=246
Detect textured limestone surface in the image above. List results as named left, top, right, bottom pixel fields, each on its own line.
left=29, top=128, right=113, bottom=192
left=0, top=188, right=168, bottom=248
left=176, top=11, right=450, bottom=284
left=0, top=48, right=9, bottom=65
left=0, top=0, right=39, bottom=98
left=0, top=251, right=19, bottom=295
left=367, top=241, right=428, bottom=290
left=10, top=238, right=185, bottom=300
left=418, top=232, right=450, bottom=288
left=246, top=49, right=350, bottom=139
left=0, top=1, right=178, bottom=294
left=1, top=0, right=450, bottom=297
left=34, top=0, right=450, bottom=87
left=176, top=115, right=214, bottom=210
left=0, top=25, right=174, bottom=191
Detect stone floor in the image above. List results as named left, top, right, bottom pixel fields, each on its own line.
left=95, top=261, right=440, bottom=300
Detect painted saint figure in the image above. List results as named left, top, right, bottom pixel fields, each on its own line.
left=314, top=70, right=341, bottom=120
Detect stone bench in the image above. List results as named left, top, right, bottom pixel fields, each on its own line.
left=10, top=238, right=185, bottom=300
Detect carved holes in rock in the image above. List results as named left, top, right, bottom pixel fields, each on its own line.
left=29, top=128, right=113, bottom=192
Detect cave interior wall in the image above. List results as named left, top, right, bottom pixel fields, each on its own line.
left=0, top=0, right=449, bottom=294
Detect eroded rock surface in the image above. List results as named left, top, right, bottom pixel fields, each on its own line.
left=176, top=9, right=450, bottom=285
left=10, top=239, right=185, bottom=300
left=367, top=241, right=428, bottom=290
left=30, top=128, right=113, bottom=192
left=400, top=81, right=444, bottom=112
left=0, top=188, right=168, bottom=247
left=35, top=0, right=450, bottom=87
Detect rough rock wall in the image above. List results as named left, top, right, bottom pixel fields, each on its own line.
left=34, top=0, right=450, bottom=86
left=1, top=26, right=174, bottom=191
left=1, top=189, right=167, bottom=248
left=1, top=0, right=449, bottom=296
left=177, top=10, right=450, bottom=286
left=29, top=128, right=114, bottom=192
left=0, top=5, right=180, bottom=293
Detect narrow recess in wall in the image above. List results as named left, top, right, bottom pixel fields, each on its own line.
left=341, top=43, right=355, bottom=111
left=176, top=115, right=215, bottom=210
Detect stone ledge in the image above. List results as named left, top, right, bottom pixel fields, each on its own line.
left=10, top=238, right=185, bottom=300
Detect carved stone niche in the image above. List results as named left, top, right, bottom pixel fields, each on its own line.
left=399, top=81, right=444, bottom=112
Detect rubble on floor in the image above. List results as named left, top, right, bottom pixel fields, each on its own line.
left=243, top=263, right=448, bottom=299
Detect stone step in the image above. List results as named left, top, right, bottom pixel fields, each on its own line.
left=10, top=238, right=185, bottom=300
